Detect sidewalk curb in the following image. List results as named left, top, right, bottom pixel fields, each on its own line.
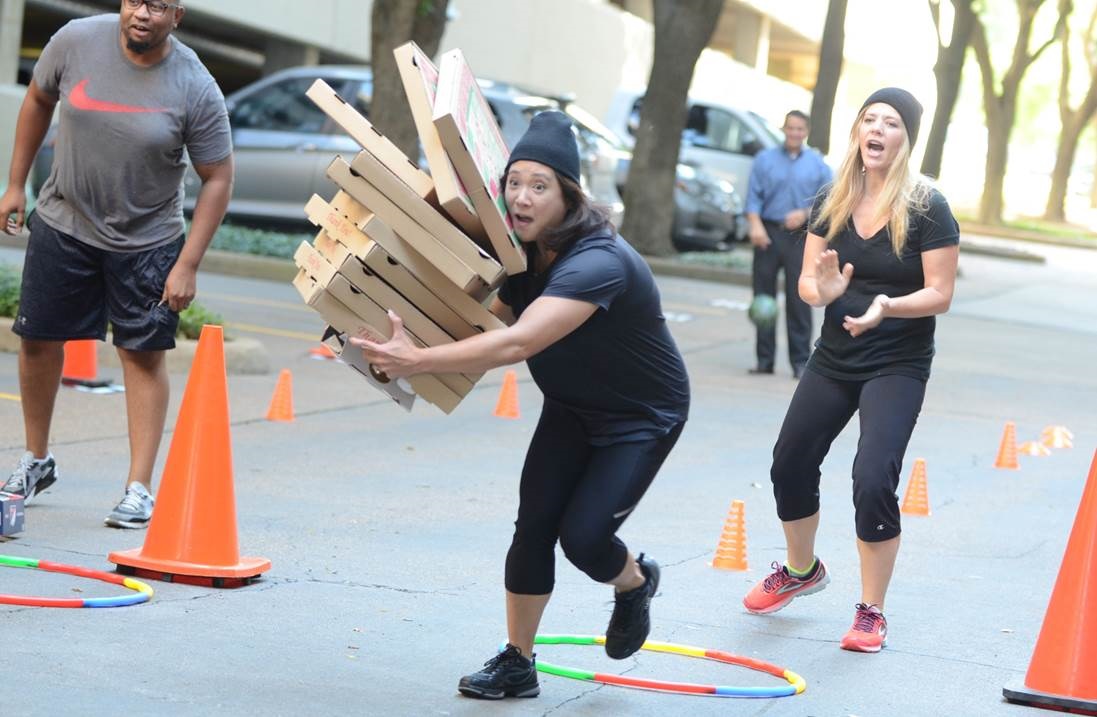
left=959, top=221, right=1097, bottom=250
left=0, top=312, right=270, bottom=376
left=0, top=226, right=1049, bottom=290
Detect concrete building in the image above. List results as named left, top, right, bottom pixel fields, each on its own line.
left=0, top=0, right=873, bottom=192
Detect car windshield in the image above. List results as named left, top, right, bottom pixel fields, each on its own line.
left=564, top=104, right=629, bottom=150
left=749, top=110, right=785, bottom=146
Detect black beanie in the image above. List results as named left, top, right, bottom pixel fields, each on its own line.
left=505, top=110, right=581, bottom=185
left=861, top=87, right=923, bottom=147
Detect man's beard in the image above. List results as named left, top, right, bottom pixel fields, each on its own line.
left=126, top=37, right=152, bottom=54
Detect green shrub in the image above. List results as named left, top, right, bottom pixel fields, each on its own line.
left=177, top=302, right=224, bottom=340
left=0, top=262, right=20, bottom=318
left=208, top=222, right=310, bottom=259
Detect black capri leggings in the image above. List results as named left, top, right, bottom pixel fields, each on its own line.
left=770, top=369, right=926, bottom=542
left=505, top=400, right=685, bottom=595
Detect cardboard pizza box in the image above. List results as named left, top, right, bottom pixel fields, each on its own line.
left=319, top=324, right=416, bottom=412
left=325, top=155, right=499, bottom=296
left=433, top=48, right=526, bottom=275
left=305, top=78, right=437, bottom=204
left=294, top=241, right=475, bottom=397
left=305, top=192, right=506, bottom=332
left=393, top=41, right=485, bottom=242
left=313, top=231, right=484, bottom=384
left=292, top=267, right=462, bottom=414
left=345, top=150, right=504, bottom=287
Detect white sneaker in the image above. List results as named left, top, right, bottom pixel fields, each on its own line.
left=2, top=452, right=59, bottom=505
left=104, top=482, right=154, bottom=529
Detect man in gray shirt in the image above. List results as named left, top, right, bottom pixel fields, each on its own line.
left=0, top=0, right=233, bottom=528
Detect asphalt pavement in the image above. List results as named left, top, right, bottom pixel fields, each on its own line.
left=1, top=237, right=1095, bottom=716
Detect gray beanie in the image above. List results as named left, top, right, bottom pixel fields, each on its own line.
left=861, top=87, right=923, bottom=146
left=505, top=110, right=581, bottom=185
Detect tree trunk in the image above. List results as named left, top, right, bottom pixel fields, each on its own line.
left=970, top=0, right=1063, bottom=224
left=921, top=0, right=975, bottom=178
left=808, top=0, right=848, bottom=155
left=370, top=1, right=450, bottom=162
left=1045, top=117, right=1085, bottom=220
left=979, top=108, right=1011, bottom=224
left=620, top=0, right=724, bottom=256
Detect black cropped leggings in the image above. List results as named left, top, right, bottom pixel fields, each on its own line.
left=770, top=369, right=926, bottom=542
left=505, top=400, right=684, bottom=595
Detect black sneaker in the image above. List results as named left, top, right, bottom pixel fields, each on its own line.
left=604, top=553, right=660, bottom=659
left=457, top=644, right=540, bottom=700
left=2, top=452, right=59, bottom=505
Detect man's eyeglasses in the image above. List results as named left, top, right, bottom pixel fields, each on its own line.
left=123, top=0, right=180, bottom=17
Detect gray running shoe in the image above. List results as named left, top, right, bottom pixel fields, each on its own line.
left=2, top=452, right=59, bottom=504
left=104, top=482, right=154, bottom=529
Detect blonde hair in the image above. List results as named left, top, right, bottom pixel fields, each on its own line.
left=811, top=106, right=931, bottom=255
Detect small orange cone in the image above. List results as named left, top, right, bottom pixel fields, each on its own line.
left=309, top=343, right=336, bottom=360
left=61, top=339, right=113, bottom=389
left=1041, top=425, right=1073, bottom=449
left=109, top=325, right=271, bottom=586
left=1003, top=449, right=1097, bottom=712
left=1019, top=441, right=1052, bottom=457
left=995, top=421, right=1020, bottom=470
left=493, top=369, right=520, bottom=419
left=265, top=369, right=294, bottom=422
left=900, top=458, right=930, bottom=516
left=711, top=499, right=748, bottom=571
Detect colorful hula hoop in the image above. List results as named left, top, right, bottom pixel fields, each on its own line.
left=0, top=554, right=153, bottom=608
left=533, top=634, right=805, bottom=698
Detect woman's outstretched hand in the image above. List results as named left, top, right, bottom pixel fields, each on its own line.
left=349, top=310, right=422, bottom=379
left=843, top=294, right=891, bottom=338
left=815, top=249, right=854, bottom=305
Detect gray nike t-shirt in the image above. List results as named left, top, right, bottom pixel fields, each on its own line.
left=33, top=14, right=231, bottom=251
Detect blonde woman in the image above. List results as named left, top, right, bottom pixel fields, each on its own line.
left=741, top=88, right=959, bottom=653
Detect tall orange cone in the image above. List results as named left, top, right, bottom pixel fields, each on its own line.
left=900, top=458, right=930, bottom=516
left=1041, top=425, right=1073, bottom=449
left=309, top=343, right=337, bottom=360
left=61, top=339, right=113, bottom=389
left=265, top=369, right=294, bottom=422
left=109, top=325, right=271, bottom=586
left=1003, top=449, right=1097, bottom=712
left=995, top=421, right=1020, bottom=470
left=493, top=369, right=520, bottom=419
left=711, top=499, right=748, bottom=571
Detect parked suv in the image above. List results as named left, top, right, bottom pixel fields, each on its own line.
left=604, top=90, right=783, bottom=218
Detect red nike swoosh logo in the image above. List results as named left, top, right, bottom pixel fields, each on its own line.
left=68, top=78, right=167, bottom=113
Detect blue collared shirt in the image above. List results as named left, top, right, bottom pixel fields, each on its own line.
left=745, top=145, right=833, bottom=223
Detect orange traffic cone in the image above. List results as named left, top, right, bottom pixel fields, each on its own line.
left=1003, top=449, right=1097, bottom=712
left=493, top=369, right=520, bottom=419
left=61, top=339, right=112, bottom=389
left=1019, top=441, right=1052, bottom=457
left=265, top=369, right=294, bottom=422
left=109, top=325, right=271, bottom=587
left=711, top=499, right=748, bottom=571
left=900, top=458, right=930, bottom=516
left=995, top=421, right=1020, bottom=470
left=309, top=343, right=336, bottom=360
left=1041, top=425, right=1074, bottom=449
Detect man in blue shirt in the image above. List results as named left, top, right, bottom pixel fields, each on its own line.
left=744, top=110, right=832, bottom=378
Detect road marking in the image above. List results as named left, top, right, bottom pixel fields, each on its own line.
left=0, top=392, right=20, bottom=402
left=202, top=291, right=310, bottom=312
left=225, top=322, right=321, bottom=341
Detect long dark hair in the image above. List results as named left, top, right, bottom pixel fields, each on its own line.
left=509, top=171, right=615, bottom=256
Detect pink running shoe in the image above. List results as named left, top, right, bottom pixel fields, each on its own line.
left=742, top=559, right=830, bottom=614
left=840, top=603, right=887, bottom=653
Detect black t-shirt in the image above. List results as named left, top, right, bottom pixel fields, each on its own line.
left=498, top=233, right=690, bottom=445
left=807, top=188, right=959, bottom=381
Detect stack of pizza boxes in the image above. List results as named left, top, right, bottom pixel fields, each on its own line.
left=293, top=43, right=527, bottom=414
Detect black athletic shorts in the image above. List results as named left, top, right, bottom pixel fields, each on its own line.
left=13, top=212, right=184, bottom=351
